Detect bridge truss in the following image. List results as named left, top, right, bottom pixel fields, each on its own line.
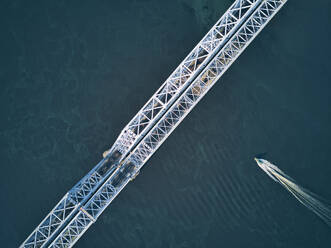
left=20, top=0, right=287, bottom=247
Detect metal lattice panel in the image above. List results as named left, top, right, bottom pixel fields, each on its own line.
left=49, top=180, right=129, bottom=247
left=84, top=183, right=117, bottom=219
left=20, top=161, right=104, bottom=248
left=48, top=212, right=93, bottom=248
left=130, top=0, right=287, bottom=168
left=20, top=194, right=77, bottom=248
left=111, top=0, right=262, bottom=154
left=20, top=0, right=287, bottom=247
left=21, top=3, right=261, bottom=245
left=69, top=171, right=103, bottom=203
left=46, top=1, right=287, bottom=247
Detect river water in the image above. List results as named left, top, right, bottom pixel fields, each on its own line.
left=1, top=0, right=331, bottom=247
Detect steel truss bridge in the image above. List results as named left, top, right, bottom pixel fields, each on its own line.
left=20, top=0, right=287, bottom=247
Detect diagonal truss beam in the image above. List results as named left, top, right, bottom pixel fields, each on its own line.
left=20, top=1, right=262, bottom=247
left=110, top=0, right=263, bottom=156
left=47, top=1, right=287, bottom=247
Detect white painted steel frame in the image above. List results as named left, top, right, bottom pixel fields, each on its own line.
left=130, top=0, right=287, bottom=169
left=20, top=1, right=261, bottom=247
left=19, top=159, right=105, bottom=248
left=48, top=1, right=287, bottom=247
left=110, top=0, right=262, bottom=155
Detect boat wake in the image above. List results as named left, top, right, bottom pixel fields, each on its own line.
left=255, top=158, right=331, bottom=226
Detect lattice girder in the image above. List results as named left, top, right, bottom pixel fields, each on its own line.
left=20, top=158, right=114, bottom=248
left=20, top=1, right=287, bottom=247
left=20, top=194, right=77, bottom=248
left=111, top=0, right=263, bottom=155
left=47, top=1, right=286, bottom=247
left=129, top=0, right=287, bottom=169
left=48, top=212, right=93, bottom=248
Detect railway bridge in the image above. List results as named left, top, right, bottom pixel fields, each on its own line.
left=20, top=0, right=287, bottom=247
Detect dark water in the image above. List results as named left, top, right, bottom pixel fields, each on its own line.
left=1, top=0, right=331, bottom=247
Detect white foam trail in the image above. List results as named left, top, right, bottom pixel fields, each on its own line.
left=254, top=158, right=331, bottom=226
